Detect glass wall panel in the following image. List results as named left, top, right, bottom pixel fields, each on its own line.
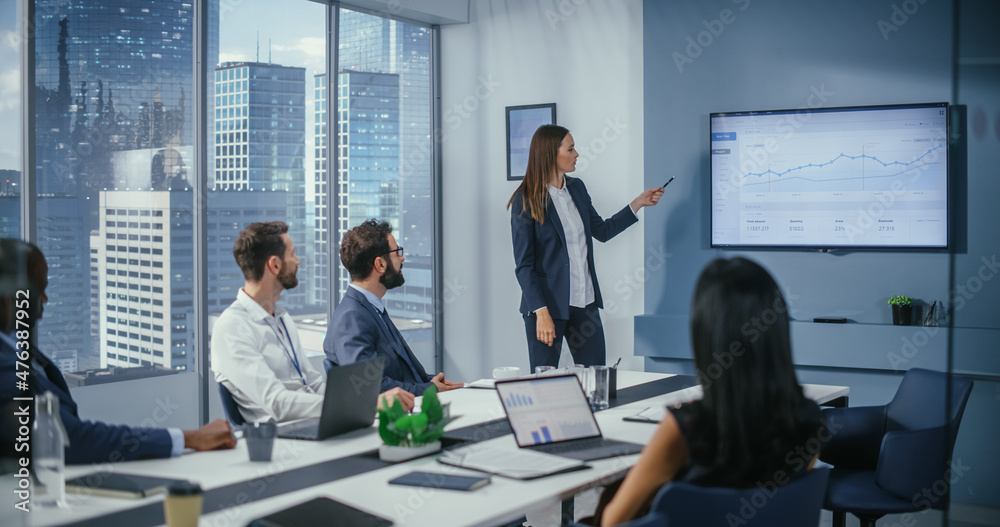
left=208, top=0, right=326, bottom=354
left=950, top=0, right=1000, bottom=521
left=33, top=0, right=197, bottom=382
left=334, top=8, right=435, bottom=368
left=1, top=0, right=22, bottom=237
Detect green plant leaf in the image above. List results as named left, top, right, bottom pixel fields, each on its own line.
left=394, top=414, right=412, bottom=432
left=411, top=412, right=428, bottom=436
left=422, top=384, right=443, bottom=424
left=378, top=414, right=400, bottom=445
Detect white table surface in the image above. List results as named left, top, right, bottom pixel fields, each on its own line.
left=25, top=372, right=849, bottom=527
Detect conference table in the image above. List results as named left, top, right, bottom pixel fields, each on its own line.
left=26, top=372, right=849, bottom=527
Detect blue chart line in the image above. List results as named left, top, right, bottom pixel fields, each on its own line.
left=742, top=144, right=943, bottom=180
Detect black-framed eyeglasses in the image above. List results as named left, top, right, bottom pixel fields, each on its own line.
left=384, top=246, right=403, bottom=258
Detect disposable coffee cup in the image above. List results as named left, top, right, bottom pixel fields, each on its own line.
left=163, top=481, right=202, bottom=527
left=492, top=366, right=520, bottom=380
left=245, top=420, right=277, bottom=462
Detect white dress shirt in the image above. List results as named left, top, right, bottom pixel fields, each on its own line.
left=211, top=288, right=326, bottom=423
left=549, top=179, right=596, bottom=308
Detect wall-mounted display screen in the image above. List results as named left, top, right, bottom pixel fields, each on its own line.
left=710, top=103, right=949, bottom=249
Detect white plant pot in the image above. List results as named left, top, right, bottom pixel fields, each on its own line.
left=378, top=441, right=442, bottom=462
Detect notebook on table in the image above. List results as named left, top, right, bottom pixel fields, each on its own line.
left=65, top=473, right=188, bottom=499
left=495, top=374, right=644, bottom=461
left=277, top=358, right=383, bottom=440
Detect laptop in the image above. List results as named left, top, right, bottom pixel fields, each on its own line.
left=495, top=374, right=644, bottom=461
left=277, top=359, right=384, bottom=440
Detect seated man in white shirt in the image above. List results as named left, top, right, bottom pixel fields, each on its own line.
left=211, top=221, right=412, bottom=424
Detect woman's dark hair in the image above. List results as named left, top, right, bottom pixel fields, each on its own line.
left=233, top=221, right=289, bottom=282
left=340, top=219, right=393, bottom=281
left=687, top=257, right=814, bottom=486
left=506, top=124, right=570, bottom=224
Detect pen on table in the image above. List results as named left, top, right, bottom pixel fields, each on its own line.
left=612, top=358, right=621, bottom=369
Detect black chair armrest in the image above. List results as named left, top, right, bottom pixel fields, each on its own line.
left=875, top=426, right=950, bottom=505
left=818, top=405, right=887, bottom=469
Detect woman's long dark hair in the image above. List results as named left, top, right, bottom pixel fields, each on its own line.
left=506, top=124, right=569, bottom=224
left=687, top=257, right=814, bottom=486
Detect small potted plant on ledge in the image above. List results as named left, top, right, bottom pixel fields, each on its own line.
left=888, top=295, right=914, bottom=326
left=377, top=385, right=456, bottom=462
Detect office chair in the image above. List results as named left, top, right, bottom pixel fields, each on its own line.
left=217, top=383, right=246, bottom=427
left=820, top=368, right=974, bottom=527
left=614, top=467, right=829, bottom=527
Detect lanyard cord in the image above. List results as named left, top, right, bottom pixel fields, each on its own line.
left=275, top=317, right=306, bottom=386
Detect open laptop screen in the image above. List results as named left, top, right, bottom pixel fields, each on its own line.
left=496, top=375, right=602, bottom=447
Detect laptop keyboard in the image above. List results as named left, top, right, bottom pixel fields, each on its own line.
left=530, top=437, right=618, bottom=454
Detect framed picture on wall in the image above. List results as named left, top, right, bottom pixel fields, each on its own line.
left=506, top=103, right=556, bottom=180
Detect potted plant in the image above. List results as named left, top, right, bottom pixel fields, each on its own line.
left=377, top=385, right=456, bottom=462
left=888, top=295, right=914, bottom=326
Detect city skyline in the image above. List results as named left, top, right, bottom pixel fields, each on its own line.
left=4, top=0, right=438, bottom=378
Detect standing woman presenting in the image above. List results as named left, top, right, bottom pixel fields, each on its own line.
left=508, top=125, right=664, bottom=372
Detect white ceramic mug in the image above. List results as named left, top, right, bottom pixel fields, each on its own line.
left=492, top=366, right=521, bottom=380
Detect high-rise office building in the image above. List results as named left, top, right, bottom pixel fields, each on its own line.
left=33, top=196, right=99, bottom=370
left=34, top=0, right=215, bottom=196
left=313, top=71, right=401, bottom=298
left=311, top=74, right=329, bottom=306
left=214, top=61, right=308, bottom=310
left=312, top=12, right=432, bottom=310
left=96, top=189, right=286, bottom=371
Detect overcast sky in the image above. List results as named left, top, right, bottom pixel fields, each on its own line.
left=0, top=0, right=327, bottom=173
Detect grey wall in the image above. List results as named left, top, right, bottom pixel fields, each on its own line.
left=440, top=0, right=650, bottom=381
left=638, top=0, right=1000, bottom=510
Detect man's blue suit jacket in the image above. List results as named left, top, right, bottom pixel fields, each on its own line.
left=0, top=337, right=172, bottom=464
left=510, top=176, right=638, bottom=320
left=324, top=287, right=433, bottom=395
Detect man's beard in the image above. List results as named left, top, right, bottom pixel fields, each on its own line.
left=380, top=259, right=405, bottom=290
left=278, top=265, right=298, bottom=290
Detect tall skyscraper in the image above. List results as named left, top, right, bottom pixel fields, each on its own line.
left=312, top=71, right=400, bottom=298
left=338, top=11, right=432, bottom=256
left=311, top=74, right=329, bottom=306
left=96, top=189, right=286, bottom=371
left=214, top=61, right=308, bottom=310
left=312, top=11, right=432, bottom=310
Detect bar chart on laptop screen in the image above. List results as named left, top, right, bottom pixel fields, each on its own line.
left=499, top=378, right=600, bottom=445
left=710, top=104, right=948, bottom=248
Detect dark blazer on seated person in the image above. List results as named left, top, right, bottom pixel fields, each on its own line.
left=510, top=176, right=638, bottom=320
left=0, top=336, right=172, bottom=464
left=323, top=286, right=433, bottom=395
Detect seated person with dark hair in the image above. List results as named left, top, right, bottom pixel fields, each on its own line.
left=324, top=219, right=463, bottom=396
left=0, top=239, right=236, bottom=464
left=212, top=222, right=414, bottom=423
left=592, top=257, right=822, bottom=525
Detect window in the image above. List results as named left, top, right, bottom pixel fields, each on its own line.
left=17, top=0, right=439, bottom=406
left=33, top=0, right=195, bottom=376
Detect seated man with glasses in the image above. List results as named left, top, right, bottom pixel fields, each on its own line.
left=324, top=219, right=463, bottom=396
